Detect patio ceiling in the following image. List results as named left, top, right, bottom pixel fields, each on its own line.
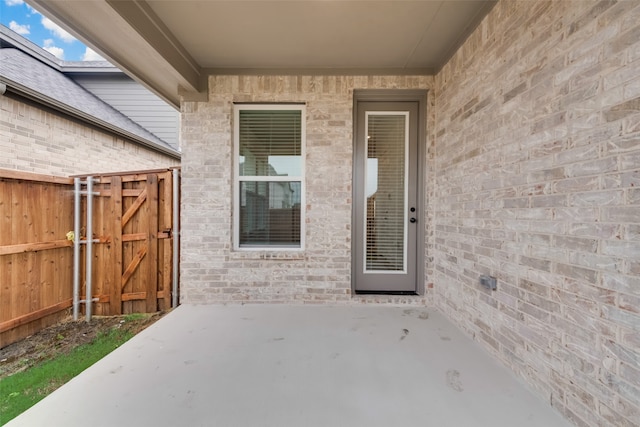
left=28, top=0, right=496, bottom=108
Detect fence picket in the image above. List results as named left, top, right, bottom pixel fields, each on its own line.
left=111, top=175, right=123, bottom=315
left=146, top=174, right=159, bottom=312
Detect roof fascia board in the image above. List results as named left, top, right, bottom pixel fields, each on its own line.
left=2, top=77, right=181, bottom=160
left=105, top=0, right=201, bottom=90
left=26, top=0, right=201, bottom=108
left=0, top=25, right=62, bottom=70
left=2, top=26, right=120, bottom=74
left=60, top=65, right=122, bottom=74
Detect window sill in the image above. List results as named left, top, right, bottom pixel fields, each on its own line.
left=228, top=250, right=306, bottom=261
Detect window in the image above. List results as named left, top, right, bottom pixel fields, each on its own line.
left=234, top=104, right=305, bottom=249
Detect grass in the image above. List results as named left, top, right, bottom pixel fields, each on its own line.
left=0, top=326, right=135, bottom=426
left=123, top=312, right=148, bottom=322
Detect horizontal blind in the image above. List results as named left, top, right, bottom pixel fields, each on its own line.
left=239, top=110, right=301, bottom=177
left=365, top=113, right=407, bottom=271
left=237, top=107, right=303, bottom=247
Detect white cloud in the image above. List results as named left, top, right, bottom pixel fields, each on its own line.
left=9, top=20, right=30, bottom=35
left=5, top=0, right=24, bottom=6
left=82, top=47, right=105, bottom=61
left=41, top=17, right=76, bottom=43
left=43, top=39, right=64, bottom=59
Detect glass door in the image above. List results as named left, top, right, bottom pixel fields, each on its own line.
left=354, top=102, right=418, bottom=292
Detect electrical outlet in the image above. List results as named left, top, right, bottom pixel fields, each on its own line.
left=479, top=275, right=497, bottom=291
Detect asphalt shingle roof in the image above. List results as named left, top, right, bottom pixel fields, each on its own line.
left=0, top=48, right=177, bottom=155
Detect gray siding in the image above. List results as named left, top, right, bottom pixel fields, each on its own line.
left=71, top=74, right=180, bottom=150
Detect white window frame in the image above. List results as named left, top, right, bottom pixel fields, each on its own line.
left=233, top=104, right=306, bottom=251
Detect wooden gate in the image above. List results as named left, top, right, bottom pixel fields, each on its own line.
left=80, top=169, right=178, bottom=316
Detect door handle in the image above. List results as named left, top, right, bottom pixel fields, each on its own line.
left=410, top=218, right=417, bottom=223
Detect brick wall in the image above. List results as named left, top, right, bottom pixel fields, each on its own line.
left=0, top=95, right=179, bottom=176
left=180, top=76, right=435, bottom=304
left=434, top=1, right=640, bottom=425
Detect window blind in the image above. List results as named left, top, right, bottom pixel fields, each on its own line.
left=237, top=108, right=303, bottom=248
left=239, top=110, right=301, bottom=177
left=365, top=114, right=407, bottom=271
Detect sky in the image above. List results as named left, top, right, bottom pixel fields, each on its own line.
left=0, top=0, right=105, bottom=61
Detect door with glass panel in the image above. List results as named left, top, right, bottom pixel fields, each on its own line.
left=354, top=101, right=418, bottom=292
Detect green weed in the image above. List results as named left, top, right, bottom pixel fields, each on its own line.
left=123, top=313, right=149, bottom=322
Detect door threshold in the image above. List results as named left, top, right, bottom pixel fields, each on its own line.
left=354, top=291, right=418, bottom=296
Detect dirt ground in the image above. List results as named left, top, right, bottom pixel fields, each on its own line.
left=0, top=311, right=166, bottom=379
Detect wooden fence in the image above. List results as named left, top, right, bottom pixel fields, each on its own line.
left=0, top=168, right=179, bottom=347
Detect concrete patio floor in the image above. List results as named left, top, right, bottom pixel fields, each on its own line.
left=6, top=305, right=571, bottom=427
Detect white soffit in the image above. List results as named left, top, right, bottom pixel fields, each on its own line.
left=26, top=0, right=496, bottom=106
left=147, top=0, right=494, bottom=70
